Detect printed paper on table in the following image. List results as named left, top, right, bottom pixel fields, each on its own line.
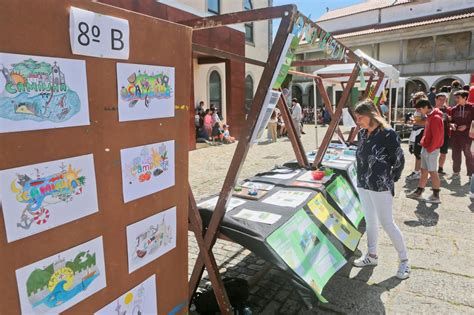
left=0, top=52, right=89, bottom=133
left=126, top=207, right=176, bottom=273
left=233, top=209, right=281, bottom=225
left=262, top=190, right=312, bottom=208
left=240, top=182, right=275, bottom=191
left=15, top=237, right=106, bottom=314
left=307, top=193, right=362, bottom=251
left=117, top=63, right=174, bottom=122
left=95, top=275, right=157, bottom=314
left=267, top=209, right=346, bottom=303
left=120, top=140, right=175, bottom=203
left=0, top=154, right=99, bottom=242
left=197, top=196, right=246, bottom=213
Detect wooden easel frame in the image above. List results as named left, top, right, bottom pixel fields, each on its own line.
left=179, top=7, right=385, bottom=313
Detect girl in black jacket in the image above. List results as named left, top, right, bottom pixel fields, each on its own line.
left=353, top=100, right=410, bottom=280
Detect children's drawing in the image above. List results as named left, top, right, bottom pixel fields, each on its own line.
left=0, top=154, right=99, bottom=242
left=0, top=52, right=89, bottom=133
left=127, top=207, right=176, bottom=273
left=120, top=140, right=175, bottom=203
left=95, top=275, right=157, bottom=315
left=16, top=237, right=106, bottom=314
left=117, top=63, right=174, bottom=122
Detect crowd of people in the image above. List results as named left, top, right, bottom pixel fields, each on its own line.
left=404, top=81, right=474, bottom=203
left=194, top=101, right=235, bottom=144
left=352, top=81, right=473, bottom=280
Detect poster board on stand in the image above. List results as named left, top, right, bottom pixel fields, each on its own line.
left=0, top=1, right=191, bottom=314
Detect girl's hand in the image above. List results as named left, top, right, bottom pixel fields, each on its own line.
left=450, top=123, right=457, bottom=131
left=457, top=125, right=467, bottom=131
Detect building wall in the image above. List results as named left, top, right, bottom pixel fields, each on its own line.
left=295, top=0, right=474, bottom=113
left=170, top=0, right=270, bottom=125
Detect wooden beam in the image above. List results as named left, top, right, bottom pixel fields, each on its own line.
left=180, top=5, right=295, bottom=29
left=288, top=70, right=321, bottom=79
left=291, top=59, right=348, bottom=67
left=313, top=63, right=361, bottom=167
left=187, top=8, right=297, bottom=306
left=318, top=72, right=373, bottom=79
left=193, top=43, right=266, bottom=67
left=314, top=78, right=346, bottom=142
left=197, top=56, right=226, bottom=64
left=188, top=187, right=232, bottom=313
left=277, top=91, right=309, bottom=167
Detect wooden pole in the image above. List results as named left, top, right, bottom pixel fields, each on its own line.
left=277, top=91, right=309, bottom=167
left=187, top=7, right=297, bottom=307
left=312, top=63, right=361, bottom=167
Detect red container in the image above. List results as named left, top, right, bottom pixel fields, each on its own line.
left=311, top=170, right=325, bottom=180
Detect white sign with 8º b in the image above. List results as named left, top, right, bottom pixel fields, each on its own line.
left=69, top=7, right=129, bottom=59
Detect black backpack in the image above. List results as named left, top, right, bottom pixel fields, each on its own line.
left=192, top=277, right=250, bottom=314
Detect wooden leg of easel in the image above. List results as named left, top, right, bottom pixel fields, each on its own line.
left=277, top=92, right=309, bottom=167
left=188, top=187, right=233, bottom=314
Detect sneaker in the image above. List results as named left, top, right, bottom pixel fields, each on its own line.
left=424, top=194, right=441, bottom=204
left=438, top=168, right=446, bottom=175
left=406, top=191, right=423, bottom=200
left=396, top=260, right=410, bottom=280
left=406, top=171, right=420, bottom=181
left=353, top=254, right=378, bottom=267
left=451, top=173, right=460, bottom=179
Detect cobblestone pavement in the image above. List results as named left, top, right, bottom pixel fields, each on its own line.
left=188, top=125, right=474, bottom=314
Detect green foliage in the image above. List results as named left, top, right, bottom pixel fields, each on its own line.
left=26, top=266, right=53, bottom=296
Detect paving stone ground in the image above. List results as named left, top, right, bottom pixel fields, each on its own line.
left=188, top=125, right=474, bottom=314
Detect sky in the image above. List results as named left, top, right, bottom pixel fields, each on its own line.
left=271, top=0, right=365, bottom=37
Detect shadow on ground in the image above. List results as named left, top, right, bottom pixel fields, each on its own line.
left=404, top=202, right=440, bottom=227
left=195, top=250, right=403, bottom=314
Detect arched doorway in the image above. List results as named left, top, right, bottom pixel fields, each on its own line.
left=292, top=85, right=303, bottom=104
left=405, top=79, right=427, bottom=106
left=244, top=75, right=254, bottom=113
left=435, top=77, right=463, bottom=91
left=209, top=70, right=222, bottom=117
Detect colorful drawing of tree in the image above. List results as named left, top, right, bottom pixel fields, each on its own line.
left=26, top=264, right=54, bottom=296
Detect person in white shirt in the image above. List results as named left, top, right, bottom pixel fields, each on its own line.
left=291, top=98, right=302, bottom=137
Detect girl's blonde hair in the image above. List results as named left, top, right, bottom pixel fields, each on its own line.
left=354, top=99, right=390, bottom=129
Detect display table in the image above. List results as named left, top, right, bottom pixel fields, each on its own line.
left=197, top=150, right=366, bottom=306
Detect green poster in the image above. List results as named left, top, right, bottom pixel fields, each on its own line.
left=326, top=176, right=364, bottom=228
left=307, top=193, right=362, bottom=251
left=266, top=209, right=346, bottom=303
left=273, top=34, right=300, bottom=90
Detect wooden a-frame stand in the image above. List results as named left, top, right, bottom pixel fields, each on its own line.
left=177, top=6, right=386, bottom=313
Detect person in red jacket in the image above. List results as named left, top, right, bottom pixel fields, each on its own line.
left=450, top=90, right=474, bottom=178
left=407, top=99, right=444, bottom=203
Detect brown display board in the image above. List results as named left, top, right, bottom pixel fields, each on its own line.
left=0, top=0, right=190, bottom=314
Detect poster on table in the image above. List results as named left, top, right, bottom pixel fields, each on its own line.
left=117, top=63, right=174, bottom=122
left=15, top=237, right=106, bottom=314
left=0, top=52, right=89, bottom=133
left=266, top=209, right=346, bottom=303
left=262, top=190, right=312, bottom=208
left=120, top=140, right=175, bottom=203
left=95, top=275, right=157, bottom=314
left=326, top=176, right=364, bottom=227
left=347, top=163, right=358, bottom=188
left=126, top=207, right=176, bottom=273
left=0, top=154, right=99, bottom=243
left=307, top=193, right=362, bottom=251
